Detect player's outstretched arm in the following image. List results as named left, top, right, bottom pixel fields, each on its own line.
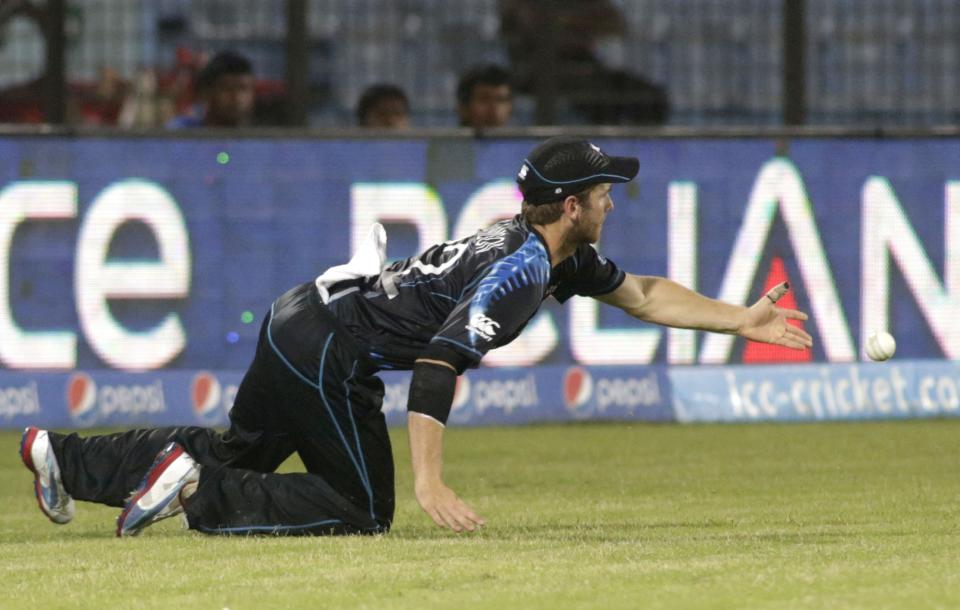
left=406, top=358, right=485, bottom=533
left=408, top=412, right=485, bottom=532
left=596, top=274, right=813, bottom=350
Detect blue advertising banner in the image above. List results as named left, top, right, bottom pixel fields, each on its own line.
left=0, top=365, right=672, bottom=429
left=1, top=135, right=958, bottom=427
left=671, top=359, right=960, bottom=422
left=3, top=360, right=957, bottom=429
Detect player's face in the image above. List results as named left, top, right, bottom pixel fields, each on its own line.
left=575, top=184, right=614, bottom=244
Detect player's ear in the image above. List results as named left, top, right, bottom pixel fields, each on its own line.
left=563, top=194, right=582, bottom=219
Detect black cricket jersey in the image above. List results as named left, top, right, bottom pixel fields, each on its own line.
left=324, top=215, right=626, bottom=372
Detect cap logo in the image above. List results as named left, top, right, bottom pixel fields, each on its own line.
left=554, top=187, right=562, bottom=194
left=518, top=165, right=529, bottom=180
left=589, top=143, right=602, bottom=153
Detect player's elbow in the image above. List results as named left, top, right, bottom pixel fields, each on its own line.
left=627, top=302, right=656, bottom=322
left=624, top=275, right=656, bottom=320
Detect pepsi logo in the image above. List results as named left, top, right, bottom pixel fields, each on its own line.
left=66, top=372, right=97, bottom=422
left=563, top=366, right=593, bottom=411
left=471, top=374, right=538, bottom=414
left=191, top=371, right=222, bottom=420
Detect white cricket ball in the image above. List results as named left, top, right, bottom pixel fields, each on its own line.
left=866, top=331, right=897, bottom=361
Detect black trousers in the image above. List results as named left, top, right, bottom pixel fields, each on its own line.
left=50, top=282, right=395, bottom=535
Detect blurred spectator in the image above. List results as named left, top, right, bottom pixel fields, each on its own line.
left=167, top=50, right=255, bottom=128
left=456, top=64, right=513, bottom=128
left=118, top=68, right=170, bottom=128
left=0, top=79, right=46, bottom=123
left=356, top=83, right=410, bottom=128
left=499, top=0, right=669, bottom=125
left=0, top=66, right=128, bottom=126
left=79, top=66, right=128, bottom=125
left=164, top=47, right=208, bottom=119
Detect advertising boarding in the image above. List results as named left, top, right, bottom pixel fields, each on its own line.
left=1, top=136, right=957, bottom=426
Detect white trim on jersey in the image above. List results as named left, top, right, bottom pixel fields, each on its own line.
left=315, top=223, right=387, bottom=304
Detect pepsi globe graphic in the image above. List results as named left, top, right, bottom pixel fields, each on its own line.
left=191, top=372, right=223, bottom=423
left=564, top=367, right=593, bottom=413
left=66, top=373, right=98, bottom=426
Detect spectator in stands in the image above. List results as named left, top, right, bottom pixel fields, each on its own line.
left=498, top=0, right=669, bottom=125
left=168, top=50, right=255, bottom=128
left=456, top=64, right=513, bottom=128
left=356, top=84, right=411, bottom=128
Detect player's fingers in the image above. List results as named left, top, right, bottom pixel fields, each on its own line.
left=780, top=307, right=809, bottom=321
left=447, top=503, right=479, bottom=532
left=780, top=337, right=807, bottom=350
left=437, top=506, right=465, bottom=532
left=453, top=514, right=476, bottom=532
left=764, top=281, right=790, bottom=305
left=779, top=331, right=810, bottom=350
left=456, top=502, right=485, bottom=529
left=785, top=325, right=813, bottom=346
left=429, top=506, right=460, bottom=531
left=455, top=498, right=484, bottom=524
left=780, top=328, right=805, bottom=347
left=427, top=507, right=449, bottom=530
left=465, top=509, right=485, bottom=527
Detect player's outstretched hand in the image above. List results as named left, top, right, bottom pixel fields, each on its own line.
left=415, top=481, right=485, bottom=533
left=739, top=281, right=813, bottom=350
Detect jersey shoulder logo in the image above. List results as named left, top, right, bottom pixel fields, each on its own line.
left=466, top=313, right=501, bottom=341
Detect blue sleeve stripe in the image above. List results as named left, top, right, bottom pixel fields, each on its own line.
left=460, top=261, right=494, bottom=299
left=459, top=233, right=549, bottom=301
left=430, top=292, right=459, bottom=303
left=468, top=234, right=550, bottom=311
left=431, top=336, right=483, bottom=358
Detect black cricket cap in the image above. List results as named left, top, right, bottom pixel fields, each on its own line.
left=516, top=136, right=639, bottom=205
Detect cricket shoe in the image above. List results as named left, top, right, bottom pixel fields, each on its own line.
left=20, top=427, right=75, bottom=524
left=116, top=442, right=200, bottom=537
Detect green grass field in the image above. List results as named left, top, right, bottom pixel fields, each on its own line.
left=2, top=420, right=958, bottom=609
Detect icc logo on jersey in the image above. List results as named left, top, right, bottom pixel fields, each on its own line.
left=466, top=313, right=500, bottom=341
